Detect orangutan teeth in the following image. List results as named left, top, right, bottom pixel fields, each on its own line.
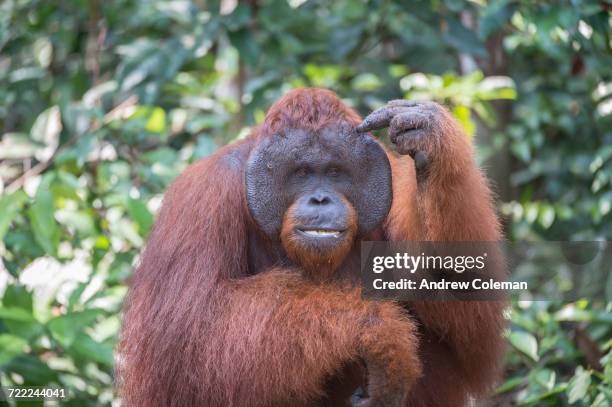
left=301, top=229, right=341, bottom=238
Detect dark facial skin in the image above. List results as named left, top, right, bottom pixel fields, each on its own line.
left=245, top=122, right=392, bottom=270
left=290, top=191, right=351, bottom=241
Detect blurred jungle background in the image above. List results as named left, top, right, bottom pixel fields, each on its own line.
left=0, top=0, right=610, bottom=405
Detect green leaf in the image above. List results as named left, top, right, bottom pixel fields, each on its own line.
left=30, top=106, right=61, bottom=161
left=222, top=3, right=251, bottom=31
left=496, top=376, right=524, bottom=394
left=0, top=334, right=27, bottom=365
left=194, top=136, right=218, bottom=159
left=534, top=368, right=556, bottom=390
left=352, top=73, right=383, bottom=91
left=452, top=104, right=475, bottom=137
left=3, top=355, right=59, bottom=385
left=443, top=17, right=487, bottom=58
left=56, top=209, right=96, bottom=236
left=538, top=206, right=556, bottom=229
left=28, top=175, right=60, bottom=256
left=2, top=285, right=33, bottom=312
left=229, top=28, right=260, bottom=66
left=596, top=385, right=612, bottom=404
left=0, top=306, right=36, bottom=322
left=0, top=292, right=40, bottom=338
left=566, top=367, right=591, bottom=404
left=69, top=333, right=114, bottom=367
left=509, top=331, right=539, bottom=361
left=511, top=141, right=531, bottom=162
left=592, top=391, right=609, bottom=407
left=127, top=198, right=153, bottom=237
left=478, top=0, right=515, bottom=38
left=145, top=107, right=166, bottom=133
left=0, top=133, right=38, bottom=159
left=47, top=309, right=104, bottom=347
left=304, top=64, right=346, bottom=88
left=0, top=191, right=28, bottom=241
left=327, top=24, right=364, bottom=59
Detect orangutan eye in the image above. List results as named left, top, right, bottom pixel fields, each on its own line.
left=327, top=167, right=340, bottom=177
left=295, top=167, right=310, bottom=177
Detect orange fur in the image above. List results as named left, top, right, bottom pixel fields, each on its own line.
left=280, top=196, right=357, bottom=280
left=260, top=88, right=362, bottom=137
left=385, top=106, right=506, bottom=406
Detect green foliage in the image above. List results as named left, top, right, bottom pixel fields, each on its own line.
left=400, top=70, right=516, bottom=136
left=501, top=3, right=611, bottom=237
left=0, top=0, right=610, bottom=405
left=500, top=301, right=612, bottom=405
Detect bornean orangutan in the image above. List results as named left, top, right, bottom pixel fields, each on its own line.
left=118, top=88, right=506, bottom=406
